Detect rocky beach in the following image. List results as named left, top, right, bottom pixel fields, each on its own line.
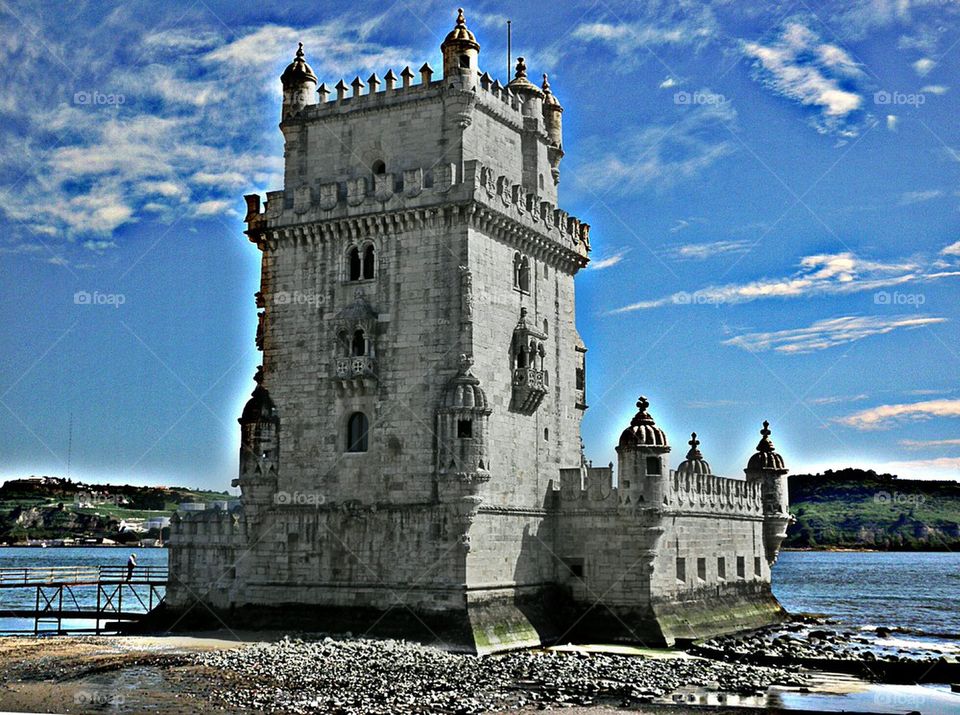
left=2, top=620, right=958, bottom=714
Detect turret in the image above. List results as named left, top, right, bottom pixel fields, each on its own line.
left=234, top=367, right=280, bottom=521
left=676, top=433, right=711, bottom=477
left=744, top=421, right=790, bottom=564
left=440, top=8, right=480, bottom=89
left=541, top=74, right=564, bottom=185
left=437, top=355, right=492, bottom=499
left=616, top=396, right=670, bottom=506
left=280, top=43, right=317, bottom=121
left=507, top=57, right=544, bottom=118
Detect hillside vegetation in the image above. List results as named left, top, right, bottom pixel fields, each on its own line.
left=0, top=476, right=231, bottom=544
left=786, top=468, right=960, bottom=551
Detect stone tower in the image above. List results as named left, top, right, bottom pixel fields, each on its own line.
left=169, top=10, right=791, bottom=652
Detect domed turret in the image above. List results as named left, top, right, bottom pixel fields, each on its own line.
left=746, top=421, right=786, bottom=473
left=541, top=73, right=565, bottom=185
left=280, top=43, right=317, bottom=120
left=677, top=433, right=711, bottom=477
left=437, top=355, right=492, bottom=488
left=618, top=396, right=670, bottom=452
left=440, top=8, right=480, bottom=85
left=240, top=367, right=279, bottom=426
left=508, top=57, right=544, bottom=118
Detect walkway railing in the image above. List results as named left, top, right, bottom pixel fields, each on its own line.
left=0, top=565, right=168, bottom=635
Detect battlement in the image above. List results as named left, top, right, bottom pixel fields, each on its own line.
left=291, top=65, right=528, bottom=126
left=665, top=470, right=764, bottom=515
left=244, top=159, right=590, bottom=262
left=554, top=465, right=764, bottom=518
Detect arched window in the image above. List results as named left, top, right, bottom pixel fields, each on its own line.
left=348, top=247, right=362, bottom=281
left=362, top=244, right=375, bottom=280
left=372, top=160, right=386, bottom=175
left=346, top=412, right=369, bottom=453
left=517, top=256, right=530, bottom=293
left=351, top=329, right=366, bottom=357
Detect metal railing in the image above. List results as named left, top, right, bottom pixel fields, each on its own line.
left=0, top=565, right=168, bottom=587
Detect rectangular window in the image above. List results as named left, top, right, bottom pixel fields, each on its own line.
left=717, top=557, right=726, bottom=580
left=563, top=558, right=584, bottom=579
left=697, top=557, right=707, bottom=581
left=456, top=419, right=473, bottom=438
left=754, top=556, right=762, bottom=577
left=737, top=556, right=745, bottom=579
left=645, top=456, right=661, bottom=475
left=676, top=557, right=686, bottom=583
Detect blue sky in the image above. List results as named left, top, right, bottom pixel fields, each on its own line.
left=1, top=0, right=959, bottom=489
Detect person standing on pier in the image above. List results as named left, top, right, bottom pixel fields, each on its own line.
left=126, top=553, right=137, bottom=581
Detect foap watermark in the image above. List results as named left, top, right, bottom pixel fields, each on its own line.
left=74, top=690, right=125, bottom=707
left=672, top=290, right=724, bottom=306
left=674, top=90, right=727, bottom=106
left=873, top=90, right=925, bottom=107
left=73, top=491, right=124, bottom=507
left=873, top=690, right=924, bottom=711
left=875, top=491, right=926, bottom=506
left=74, top=290, right=126, bottom=308
left=274, top=491, right=326, bottom=507
left=73, top=90, right=126, bottom=106
left=874, top=291, right=925, bottom=307
left=271, top=291, right=325, bottom=308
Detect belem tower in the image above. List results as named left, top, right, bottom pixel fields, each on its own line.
left=169, top=10, right=792, bottom=653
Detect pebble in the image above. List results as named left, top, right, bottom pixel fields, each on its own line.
left=193, top=635, right=805, bottom=713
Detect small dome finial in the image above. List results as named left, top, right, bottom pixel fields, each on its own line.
left=456, top=7, right=466, bottom=26
left=542, top=73, right=551, bottom=92
left=689, top=432, right=699, bottom=449
left=515, top=56, right=527, bottom=79
left=296, top=42, right=304, bottom=58
left=636, top=395, right=649, bottom=412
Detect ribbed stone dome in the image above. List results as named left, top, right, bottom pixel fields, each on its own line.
left=677, top=432, right=711, bottom=476
left=442, top=355, right=491, bottom=412
left=507, top=57, right=543, bottom=97
left=280, top=43, right=318, bottom=88
left=618, top=396, right=669, bottom=451
left=541, top=74, right=562, bottom=108
left=746, top=421, right=786, bottom=471
left=440, top=8, right=479, bottom=51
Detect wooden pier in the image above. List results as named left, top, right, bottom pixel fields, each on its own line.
left=0, top=565, right=167, bottom=635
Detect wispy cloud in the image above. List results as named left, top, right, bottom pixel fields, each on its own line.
left=900, top=438, right=960, bottom=449
left=588, top=250, right=628, bottom=271
left=807, top=393, right=870, bottom=405
left=942, top=241, right=960, bottom=256
left=723, top=315, right=946, bottom=354
left=609, top=250, right=943, bottom=313
left=570, top=4, right=719, bottom=58
left=920, top=84, right=949, bottom=95
left=670, top=239, right=751, bottom=260
left=742, top=22, right=868, bottom=135
left=837, top=399, right=960, bottom=430
left=899, top=189, right=944, bottom=205
left=577, top=99, right=736, bottom=195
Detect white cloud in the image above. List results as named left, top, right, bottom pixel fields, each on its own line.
left=610, top=250, right=939, bottom=313
left=588, top=250, right=628, bottom=271
left=807, top=393, right=869, bottom=405
left=899, top=189, right=944, bottom=205
left=913, top=57, right=936, bottom=76
left=920, top=84, right=949, bottom=95
left=942, top=241, right=960, bottom=256
left=743, top=22, right=867, bottom=135
left=577, top=99, right=736, bottom=195
left=722, top=315, right=945, bottom=354
left=659, top=77, right=678, bottom=89
left=194, top=200, right=233, bottom=217
left=900, top=438, right=960, bottom=449
left=671, top=239, right=751, bottom=260
left=837, top=398, right=960, bottom=430
left=886, top=114, right=898, bottom=131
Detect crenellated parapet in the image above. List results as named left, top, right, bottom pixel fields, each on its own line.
left=664, top=469, right=764, bottom=516
left=242, top=159, right=590, bottom=269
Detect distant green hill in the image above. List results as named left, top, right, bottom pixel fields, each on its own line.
left=786, top=468, right=960, bottom=551
left=0, top=476, right=231, bottom=544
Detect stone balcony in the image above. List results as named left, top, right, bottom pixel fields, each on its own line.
left=511, top=367, right=547, bottom=414
left=334, top=356, right=377, bottom=392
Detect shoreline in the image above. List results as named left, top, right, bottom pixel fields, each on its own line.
left=0, top=620, right=957, bottom=714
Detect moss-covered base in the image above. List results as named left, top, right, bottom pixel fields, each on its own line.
left=651, top=583, right=787, bottom=645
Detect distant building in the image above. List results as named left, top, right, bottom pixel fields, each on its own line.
left=170, top=11, right=791, bottom=653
